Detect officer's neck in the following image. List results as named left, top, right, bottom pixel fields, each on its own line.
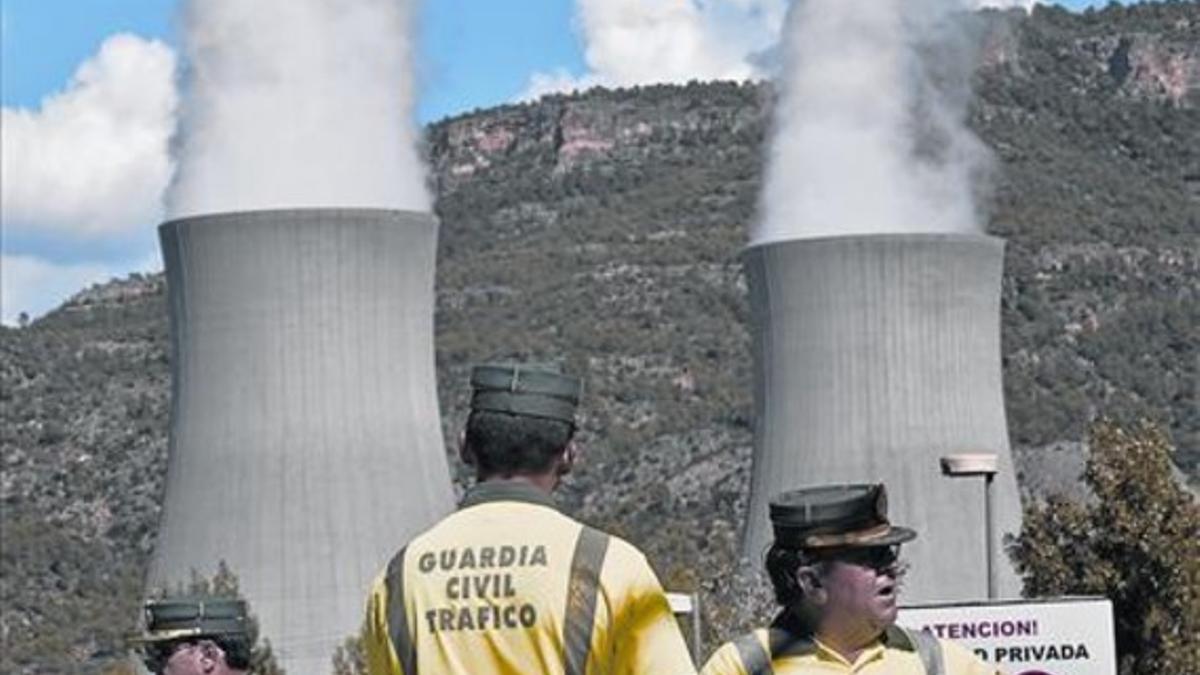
left=476, top=471, right=559, bottom=494
left=813, top=621, right=883, bottom=665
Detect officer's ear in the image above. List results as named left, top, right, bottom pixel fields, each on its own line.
left=558, top=440, right=579, bottom=476
left=458, top=430, right=475, bottom=466
left=796, top=563, right=827, bottom=604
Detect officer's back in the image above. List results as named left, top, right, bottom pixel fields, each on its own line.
left=364, top=363, right=696, bottom=675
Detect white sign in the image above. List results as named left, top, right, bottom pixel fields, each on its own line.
left=897, top=597, right=1116, bottom=675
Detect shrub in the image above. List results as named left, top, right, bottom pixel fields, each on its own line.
left=1009, top=419, right=1200, bottom=674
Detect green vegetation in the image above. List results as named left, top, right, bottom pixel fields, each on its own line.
left=331, top=628, right=367, bottom=675
left=1009, top=420, right=1200, bottom=674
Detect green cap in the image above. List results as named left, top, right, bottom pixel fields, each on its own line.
left=470, top=363, right=582, bottom=423
left=769, top=483, right=917, bottom=549
left=135, top=596, right=250, bottom=643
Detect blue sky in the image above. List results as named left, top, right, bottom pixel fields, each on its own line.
left=0, top=0, right=587, bottom=121
left=0, top=0, right=1119, bottom=324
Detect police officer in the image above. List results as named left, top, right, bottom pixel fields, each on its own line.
left=364, top=363, right=696, bottom=674
left=134, top=596, right=252, bottom=675
left=701, top=484, right=1002, bottom=675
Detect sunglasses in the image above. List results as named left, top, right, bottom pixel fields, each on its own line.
left=815, top=544, right=902, bottom=571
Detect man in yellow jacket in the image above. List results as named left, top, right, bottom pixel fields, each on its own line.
left=701, top=484, right=1002, bottom=675
left=365, top=363, right=696, bottom=675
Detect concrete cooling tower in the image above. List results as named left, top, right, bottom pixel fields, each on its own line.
left=149, top=208, right=454, bottom=672
left=741, top=233, right=1022, bottom=602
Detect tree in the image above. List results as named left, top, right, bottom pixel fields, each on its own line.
left=1008, top=419, right=1200, bottom=675
left=331, top=628, right=367, bottom=675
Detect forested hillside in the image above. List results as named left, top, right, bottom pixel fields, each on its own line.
left=2, top=3, right=1196, bottom=672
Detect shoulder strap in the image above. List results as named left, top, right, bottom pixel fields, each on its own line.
left=563, top=525, right=611, bottom=675
left=384, top=546, right=417, bottom=675
left=731, top=628, right=796, bottom=675
left=731, top=630, right=772, bottom=675
left=899, top=626, right=944, bottom=675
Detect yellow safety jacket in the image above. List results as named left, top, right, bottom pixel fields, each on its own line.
left=365, top=480, right=697, bottom=675
left=701, top=624, right=1002, bottom=675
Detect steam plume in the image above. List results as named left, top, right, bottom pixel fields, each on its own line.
left=753, top=0, right=992, bottom=245
left=167, top=0, right=427, bottom=218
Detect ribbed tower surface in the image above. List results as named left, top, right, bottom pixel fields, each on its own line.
left=149, top=208, right=454, bottom=672
left=741, top=233, right=1022, bottom=602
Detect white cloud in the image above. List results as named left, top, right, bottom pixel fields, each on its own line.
left=522, top=68, right=597, bottom=100
left=0, top=247, right=163, bottom=326
left=1, top=33, right=173, bottom=323
left=521, top=0, right=786, bottom=99
left=1, top=33, right=176, bottom=237
left=976, top=0, right=1037, bottom=8
left=1, top=255, right=112, bottom=325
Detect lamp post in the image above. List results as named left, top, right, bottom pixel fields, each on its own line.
left=940, top=453, right=1000, bottom=599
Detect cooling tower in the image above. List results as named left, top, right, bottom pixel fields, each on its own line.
left=741, top=233, right=1022, bottom=602
left=149, top=208, right=454, bottom=672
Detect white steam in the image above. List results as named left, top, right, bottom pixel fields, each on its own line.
left=753, top=0, right=993, bottom=245
left=167, top=0, right=428, bottom=219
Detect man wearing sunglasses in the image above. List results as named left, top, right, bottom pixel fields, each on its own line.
left=133, top=596, right=251, bottom=675
left=702, top=484, right=1000, bottom=675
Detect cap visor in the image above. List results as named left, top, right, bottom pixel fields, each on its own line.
left=802, top=525, right=917, bottom=548
left=856, top=525, right=917, bottom=547
left=128, top=627, right=206, bottom=644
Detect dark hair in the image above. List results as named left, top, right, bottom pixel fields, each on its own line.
left=464, top=410, right=575, bottom=476
left=764, top=544, right=832, bottom=607
left=214, top=635, right=252, bottom=670
left=144, top=635, right=252, bottom=673
left=766, top=543, right=906, bottom=608
left=143, top=643, right=173, bottom=673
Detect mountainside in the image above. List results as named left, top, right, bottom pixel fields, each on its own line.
left=2, top=3, right=1197, bottom=672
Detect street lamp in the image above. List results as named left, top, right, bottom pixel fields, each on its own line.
left=940, top=452, right=1000, bottom=599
